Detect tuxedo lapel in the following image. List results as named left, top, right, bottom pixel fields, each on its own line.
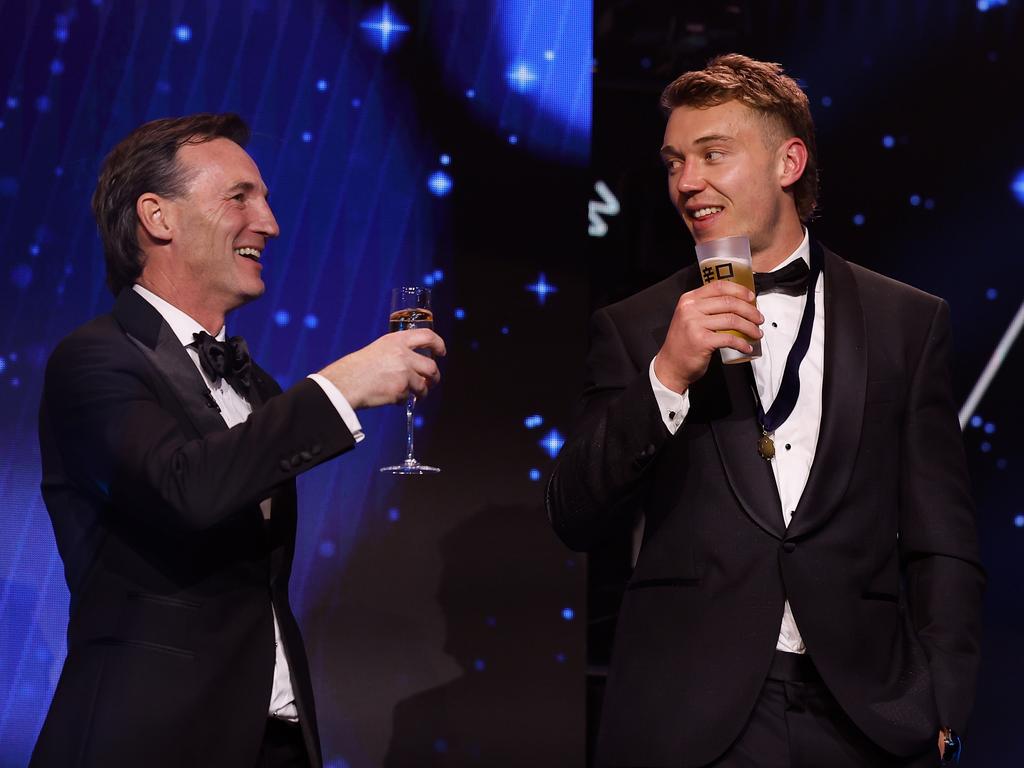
left=704, top=361, right=786, bottom=539
left=789, top=250, right=866, bottom=538
left=113, top=290, right=229, bottom=437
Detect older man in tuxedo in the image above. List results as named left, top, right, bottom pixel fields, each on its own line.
left=547, top=55, right=984, bottom=767
left=33, top=113, right=445, bottom=768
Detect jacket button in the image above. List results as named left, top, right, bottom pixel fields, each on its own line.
left=290, top=454, right=302, bottom=467
left=300, top=450, right=313, bottom=462
left=311, top=443, right=322, bottom=455
left=782, top=542, right=796, bottom=553
left=279, top=459, right=291, bottom=472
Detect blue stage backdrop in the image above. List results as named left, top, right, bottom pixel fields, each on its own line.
left=0, top=1, right=591, bottom=766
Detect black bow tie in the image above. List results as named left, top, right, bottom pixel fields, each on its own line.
left=754, top=259, right=810, bottom=296
left=192, top=331, right=252, bottom=394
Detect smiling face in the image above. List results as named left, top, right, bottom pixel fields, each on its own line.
left=160, top=137, right=279, bottom=315
left=661, top=99, right=805, bottom=267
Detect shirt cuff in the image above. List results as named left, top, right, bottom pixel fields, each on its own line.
left=648, top=357, right=688, bottom=435
left=307, top=374, right=365, bottom=443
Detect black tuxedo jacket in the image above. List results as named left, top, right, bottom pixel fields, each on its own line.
left=32, top=289, right=356, bottom=767
left=547, top=245, right=984, bottom=768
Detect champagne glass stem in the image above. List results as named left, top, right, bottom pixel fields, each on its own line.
left=405, top=395, right=416, bottom=463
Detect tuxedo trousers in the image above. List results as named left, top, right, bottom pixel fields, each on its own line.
left=705, top=653, right=937, bottom=768
left=256, top=718, right=309, bottom=768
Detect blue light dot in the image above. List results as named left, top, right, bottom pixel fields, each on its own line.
left=54, top=166, right=63, bottom=177
left=301, top=131, right=313, bottom=143
left=561, top=607, right=574, bottom=621
left=1015, top=514, right=1024, bottom=528
left=274, top=310, right=290, bottom=326
left=10, top=378, right=19, bottom=388
left=387, top=507, right=400, bottom=522
left=529, top=469, right=541, bottom=481
left=500, top=326, right=509, bottom=335
left=174, top=24, right=192, bottom=42
left=923, top=198, right=935, bottom=210
left=465, top=88, right=476, bottom=99
left=6, top=97, right=18, bottom=109
left=909, top=194, right=921, bottom=206
left=427, top=170, right=453, bottom=197
left=970, top=415, right=983, bottom=428
left=473, top=659, right=485, bottom=671
left=882, top=135, right=895, bottom=148
left=303, top=314, right=318, bottom=329
left=523, top=414, right=543, bottom=429
left=439, top=154, right=451, bottom=166
left=544, top=50, right=556, bottom=61
left=852, top=213, right=865, bottom=226
left=432, top=269, right=443, bottom=281
left=986, top=288, right=998, bottom=300
left=316, top=79, right=328, bottom=92
left=36, top=96, right=51, bottom=113
left=8, top=353, right=15, bottom=362
left=508, top=134, right=518, bottom=145
left=1012, top=170, right=1024, bottom=205
left=980, top=441, right=992, bottom=453
left=454, top=308, right=465, bottom=319
left=977, top=0, right=990, bottom=10
left=555, top=652, right=567, bottom=663
left=422, top=274, right=435, bottom=286
left=821, top=95, right=832, bottom=107
left=414, top=415, right=424, bottom=428
left=54, top=27, right=68, bottom=42
left=319, top=540, right=336, bottom=558
left=539, top=428, right=565, bottom=458
left=984, top=422, right=996, bottom=434
left=29, top=244, right=40, bottom=256
left=351, top=98, right=361, bottom=108
left=50, top=60, right=64, bottom=75
left=507, top=62, right=537, bottom=91
left=0, top=358, right=6, bottom=373
left=433, top=739, right=448, bottom=754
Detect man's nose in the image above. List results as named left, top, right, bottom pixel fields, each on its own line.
left=253, top=199, right=280, bottom=238
left=675, top=164, right=706, bottom=195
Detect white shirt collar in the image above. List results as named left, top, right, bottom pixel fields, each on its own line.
left=132, top=284, right=227, bottom=346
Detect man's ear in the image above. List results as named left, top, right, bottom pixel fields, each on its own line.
left=137, top=193, right=173, bottom=242
left=778, top=138, right=808, bottom=191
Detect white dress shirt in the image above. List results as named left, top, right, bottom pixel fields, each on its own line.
left=132, top=284, right=364, bottom=718
left=649, top=229, right=824, bottom=654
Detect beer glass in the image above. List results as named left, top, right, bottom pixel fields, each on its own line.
left=380, top=286, right=441, bottom=474
left=695, top=235, right=761, bottom=364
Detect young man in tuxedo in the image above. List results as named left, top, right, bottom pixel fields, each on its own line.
left=547, top=54, right=983, bottom=767
left=33, top=113, right=445, bottom=768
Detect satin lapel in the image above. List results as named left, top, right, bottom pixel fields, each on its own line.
left=706, top=361, right=786, bottom=539
left=789, top=250, right=866, bottom=538
left=114, top=289, right=228, bottom=437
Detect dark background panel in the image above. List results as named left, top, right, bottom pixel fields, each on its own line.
left=588, top=1, right=1022, bottom=765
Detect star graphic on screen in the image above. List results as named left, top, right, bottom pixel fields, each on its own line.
left=360, top=3, right=411, bottom=53
left=526, top=273, right=558, bottom=304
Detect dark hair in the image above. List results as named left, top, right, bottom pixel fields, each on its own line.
left=660, top=54, right=819, bottom=221
left=92, top=113, right=251, bottom=295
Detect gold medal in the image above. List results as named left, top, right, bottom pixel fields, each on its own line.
left=758, top=431, right=775, bottom=461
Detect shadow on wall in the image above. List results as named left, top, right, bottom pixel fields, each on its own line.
left=383, top=503, right=582, bottom=767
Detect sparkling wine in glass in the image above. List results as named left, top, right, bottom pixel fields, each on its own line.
left=380, top=286, right=440, bottom=474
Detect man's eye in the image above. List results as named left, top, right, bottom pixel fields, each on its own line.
left=665, top=158, right=683, bottom=171
left=705, top=151, right=723, bottom=161
left=232, top=193, right=245, bottom=202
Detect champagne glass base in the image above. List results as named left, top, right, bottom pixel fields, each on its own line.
left=380, top=459, right=441, bottom=475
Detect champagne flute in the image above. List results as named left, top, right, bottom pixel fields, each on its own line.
left=380, top=286, right=441, bottom=474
